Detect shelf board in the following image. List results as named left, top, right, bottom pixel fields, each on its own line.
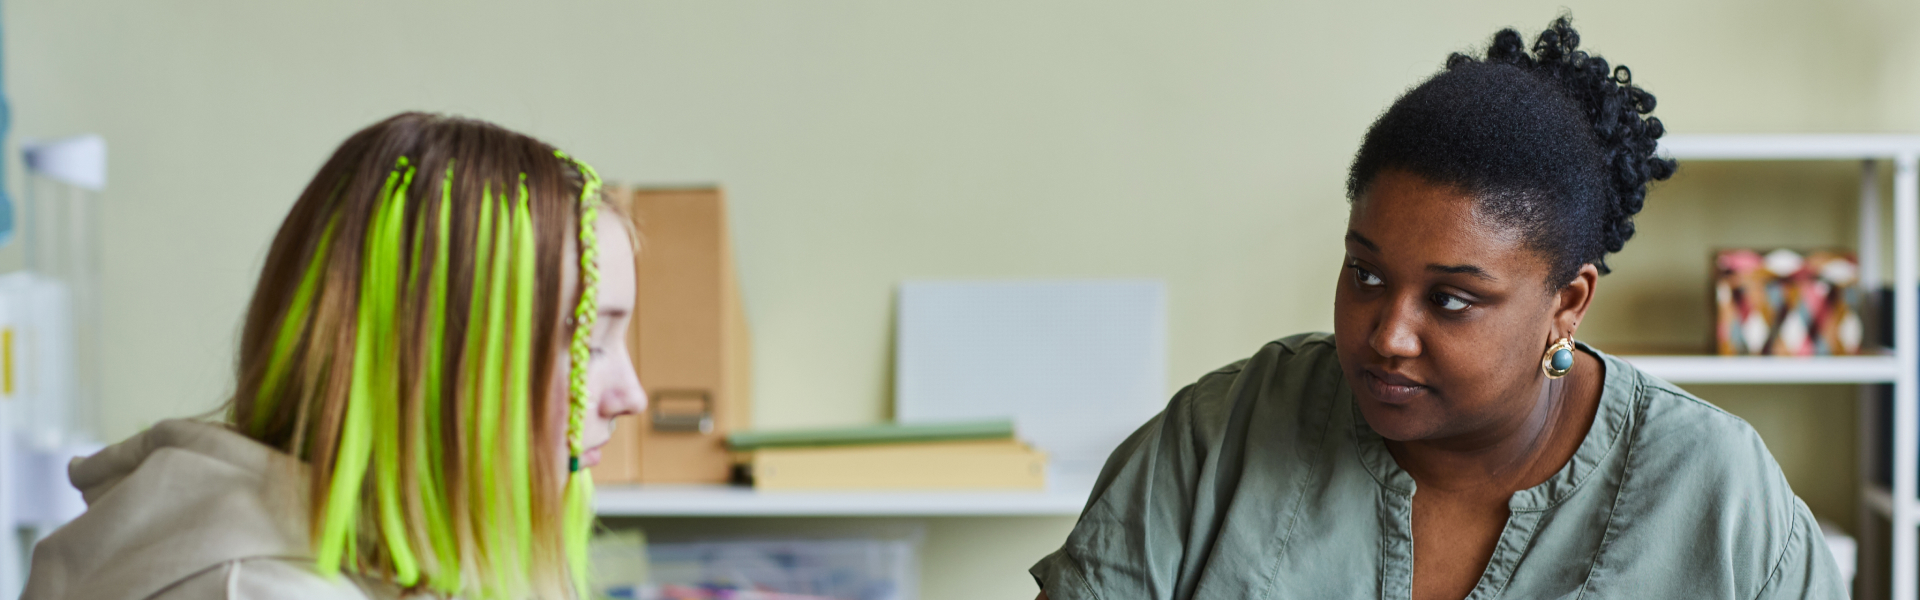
left=594, top=484, right=1092, bottom=517
left=1660, top=133, right=1920, bottom=161
left=1869, top=484, right=1900, bottom=520
left=1619, top=354, right=1900, bottom=384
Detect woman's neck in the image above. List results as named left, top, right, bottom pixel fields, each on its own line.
left=1385, top=351, right=1605, bottom=496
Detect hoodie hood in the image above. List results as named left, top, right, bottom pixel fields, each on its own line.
left=21, top=419, right=318, bottom=600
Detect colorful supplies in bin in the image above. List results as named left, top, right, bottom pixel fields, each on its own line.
left=727, top=420, right=1045, bottom=491
left=1714, top=248, right=1864, bottom=356
left=645, top=537, right=916, bottom=600
left=592, top=532, right=917, bottom=600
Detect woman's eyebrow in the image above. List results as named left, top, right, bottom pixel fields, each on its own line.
left=598, top=308, right=630, bottom=319
left=1349, top=229, right=1494, bottom=281
left=1428, top=263, right=1496, bottom=281
left=1345, top=230, right=1379, bottom=252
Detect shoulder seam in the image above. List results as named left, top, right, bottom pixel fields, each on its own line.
left=140, top=560, right=234, bottom=600
left=1750, top=503, right=1809, bottom=600
left=1639, top=376, right=1745, bottom=423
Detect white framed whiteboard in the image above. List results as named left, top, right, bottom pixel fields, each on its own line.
left=894, top=280, right=1166, bottom=482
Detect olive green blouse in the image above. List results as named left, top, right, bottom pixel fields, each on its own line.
left=1031, top=333, right=1845, bottom=599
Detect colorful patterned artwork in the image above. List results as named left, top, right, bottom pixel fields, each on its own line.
left=1715, top=249, right=1865, bottom=356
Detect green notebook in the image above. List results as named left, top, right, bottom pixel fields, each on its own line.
left=726, top=419, right=1015, bottom=450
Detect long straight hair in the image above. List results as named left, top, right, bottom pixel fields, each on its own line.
left=227, top=112, right=600, bottom=599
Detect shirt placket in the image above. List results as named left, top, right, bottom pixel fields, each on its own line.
left=1379, top=485, right=1416, bottom=600
left=1465, top=508, right=1544, bottom=599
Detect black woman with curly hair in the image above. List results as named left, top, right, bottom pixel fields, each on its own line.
left=1029, top=17, right=1845, bottom=600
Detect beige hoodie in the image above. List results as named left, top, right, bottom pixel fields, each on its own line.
left=20, top=419, right=405, bottom=600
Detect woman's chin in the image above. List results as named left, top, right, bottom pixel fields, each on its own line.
left=1354, top=397, right=1441, bottom=442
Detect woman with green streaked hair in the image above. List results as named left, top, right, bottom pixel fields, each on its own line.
left=20, top=112, right=646, bottom=600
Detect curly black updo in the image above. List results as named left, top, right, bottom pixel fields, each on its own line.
left=1346, top=16, right=1677, bottom=289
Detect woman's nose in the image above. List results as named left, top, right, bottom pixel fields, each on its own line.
left=603, top=361, right=646, bottom=418
left=1369, top=295, right=1423, bottom=359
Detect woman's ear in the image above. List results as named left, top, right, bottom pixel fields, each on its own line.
left=1556, top=264, right=1602, bottom=338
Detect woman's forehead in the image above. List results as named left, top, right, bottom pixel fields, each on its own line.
left=593, top=215, right=638, bottom=310
left=1348, top=171, right=1537, bottom=278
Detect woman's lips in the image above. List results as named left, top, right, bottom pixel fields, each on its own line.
left=581, top=446, right=604, bottom=468
left=1364, top=369, right=1429, bottom=405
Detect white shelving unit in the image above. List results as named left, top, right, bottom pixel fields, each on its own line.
left=596, top=467, right=1102, bottom=518
left=595, top=484, right=1092, bottom=517
left=1647, top=134, right=1920, bottom=600
left=1624, top=354, right=1902, bottom=384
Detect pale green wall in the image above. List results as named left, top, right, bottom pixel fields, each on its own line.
left=8, top=2, right=1918, bottom=599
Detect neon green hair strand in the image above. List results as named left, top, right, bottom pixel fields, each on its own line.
left=251, top=218, right=335, bottom=434
left=505, top=175, right=537, bottom=567
left=557, top=149, right=602, bottom=597
left=469, top=182, right=512, bottom=580
left=371, top=162, right=423, bottom=585
left=317, top=158, right=419, bottom=579
left=414, top=169, right=459, bottom=591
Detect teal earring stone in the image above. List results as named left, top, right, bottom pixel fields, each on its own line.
left=1543, top=338, right=1575, bottom=379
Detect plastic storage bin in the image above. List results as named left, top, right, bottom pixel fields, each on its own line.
left=596, top=536, right=919, bottom=600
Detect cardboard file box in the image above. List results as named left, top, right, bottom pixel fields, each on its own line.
left=593, top=186, right=752, bottom=485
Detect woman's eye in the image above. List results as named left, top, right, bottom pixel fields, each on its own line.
left=588, top=345, right=607, bottom=358
left=1431, top=293, right=1470, bottom=312
left=1352, top=266, right=1383, bottom=287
